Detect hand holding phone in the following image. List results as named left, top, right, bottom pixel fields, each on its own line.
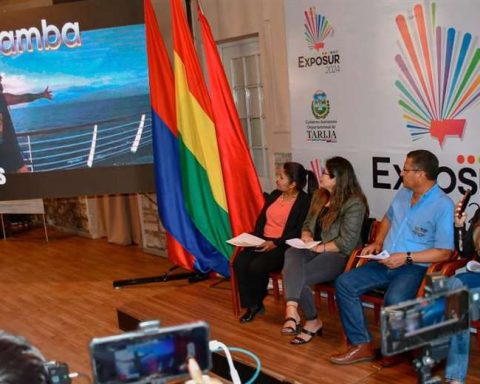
left=457, top=189, right=472, bottom=218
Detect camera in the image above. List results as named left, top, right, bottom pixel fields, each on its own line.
left=381, top=274, right=480, bottom=383
left=381, top=286, right=470, bottom=356
left=89, top=320, right=211, bottom=384
left=44, top=361, right=71, bottom=384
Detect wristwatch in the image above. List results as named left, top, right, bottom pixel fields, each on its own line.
left=405, top=251, right=413, bottom=265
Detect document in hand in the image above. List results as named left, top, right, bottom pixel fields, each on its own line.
left=286, top=238, right=321, bottom=249
left=358, top=250, right=390, bottom=260
left=226, top=233, right=265, bottom=247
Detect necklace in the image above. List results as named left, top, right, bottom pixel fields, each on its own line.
left=279, top=192, right=298, bottom=206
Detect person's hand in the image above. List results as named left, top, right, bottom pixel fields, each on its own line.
left=314, top=243, right=325, bottom=253
left=43, top=86, right=53, bottom=100
left=256, top=240, right=276, bottom=252
left=378, top=252, right=406, bottom=269
left=361, top=242, right=382, bottom=256
left=186, top=357, right=222, bottom=384
left=454, top=199, right=468, bottom=227
left=301, top=231, right=314, bottom=243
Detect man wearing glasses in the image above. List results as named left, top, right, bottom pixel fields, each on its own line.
left=329, top=149, right=454, bottom=365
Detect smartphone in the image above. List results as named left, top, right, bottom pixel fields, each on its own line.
left=458, top=189, right=472, bottom=218
left=89, top=321, right=211, bottom=384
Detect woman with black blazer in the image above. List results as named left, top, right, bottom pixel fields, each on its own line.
left=233, top=162, right=318, bottom=323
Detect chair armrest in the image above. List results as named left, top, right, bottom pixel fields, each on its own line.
left=440, top=259, right=468, bottom=276
left=417, top=256, right=467, bottom=297
left=344, top=247, right=364, bottom=272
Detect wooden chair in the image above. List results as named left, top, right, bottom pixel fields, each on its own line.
left=229, top=248, right=242, bottom=316
left=269, top=271, right=283, bottom=300
left=314, top=218, right=380, bottom=314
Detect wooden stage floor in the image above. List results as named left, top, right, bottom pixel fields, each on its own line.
left=118, top=278, right=480, bottom=384
left=0, top=229, right=479, bottom=383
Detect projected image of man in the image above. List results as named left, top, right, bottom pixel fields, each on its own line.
left=0, top=75, right=52, bottom=173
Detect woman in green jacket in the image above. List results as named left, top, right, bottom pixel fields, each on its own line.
left=281, top=156, right=368, bottom=344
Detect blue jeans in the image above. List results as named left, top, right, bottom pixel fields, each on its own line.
left=335, top=261, right=427, bottom=345
left=445, top=272, right=480, bottom=383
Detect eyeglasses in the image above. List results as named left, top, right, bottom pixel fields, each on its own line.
left=402, top=168, right=421, bottom=172
left=322, top=168, right=333, bottom=177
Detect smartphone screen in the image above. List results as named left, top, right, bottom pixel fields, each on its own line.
left=90, top=321, right=211, bottom=384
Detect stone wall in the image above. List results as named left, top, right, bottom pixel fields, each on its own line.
left=43, top=196, right=90, bottom=236
left=138, top=194, right=167, bottom=256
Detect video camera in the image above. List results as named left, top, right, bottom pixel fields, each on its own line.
left=381, top=274, right=480, bottom=383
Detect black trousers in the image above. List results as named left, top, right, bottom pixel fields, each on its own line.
left=233, top=245, right=286, bottom=309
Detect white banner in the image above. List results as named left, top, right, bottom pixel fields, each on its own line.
left=285, top=0, right=480, bottom=218
left=0, top=199, right=44, bottom=214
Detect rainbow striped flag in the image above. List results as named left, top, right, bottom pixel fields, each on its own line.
left=145, top=0, right=230, bottom=276
left=146, top=0, right=263, bottom=276
left=197, top=1, right=264, bottom=237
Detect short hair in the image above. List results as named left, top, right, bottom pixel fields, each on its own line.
left=407, top=150, right=439, bottom=181
left=0, top=331, right=48, bottom=384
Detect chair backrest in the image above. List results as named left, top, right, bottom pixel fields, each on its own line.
left=361, top=217, right=378, bottom=246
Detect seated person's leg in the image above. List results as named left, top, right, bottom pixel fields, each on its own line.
left=335, top=261, right=390, bottom=345
left=282, top=247, right=310, bottom=335
left=383, top=265, right=427, bottom=306
left=330, top=262, right=390, bottom=365
left=233, top=249, right=257, bottom=309
left=444, top=273, right=480, bottom=384
left=248, top=246, right=285, bottom=304
left=456, top=271, right=480, bottom=289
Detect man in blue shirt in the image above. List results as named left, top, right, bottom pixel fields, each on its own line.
left=330, top=150, right=454, bottom=365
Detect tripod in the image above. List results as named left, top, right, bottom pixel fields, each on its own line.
left=412, top=339, right=450, bottom=384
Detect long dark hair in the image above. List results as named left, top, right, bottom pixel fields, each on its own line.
left=310, top=156, right=368, bottom=228
left=283, top=162, right=318, bottom=195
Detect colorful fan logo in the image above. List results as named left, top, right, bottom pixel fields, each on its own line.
left=395, top=3, right=480, bottom=147
left=311, top=90, right=330, bottom=119
left=304, top=7, right=334, bottom=51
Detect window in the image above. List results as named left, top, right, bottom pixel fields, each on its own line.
left=219, top=38, right=270, bottom=190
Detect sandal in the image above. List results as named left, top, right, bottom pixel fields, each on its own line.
left=281, top=317, right=301, bottom=335
left=290, top=326, right=323, bottom=345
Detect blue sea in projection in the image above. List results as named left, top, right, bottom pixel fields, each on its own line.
left=11, top=94, right=150, bottom=133
left=0, top=23, right=154, bottom=170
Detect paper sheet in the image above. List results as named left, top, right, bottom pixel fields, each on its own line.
left=358, top=250, right=390, bottom=260
left=226, top=233, right=265, bottom=247
left=286, top=238, right=321, bottom=249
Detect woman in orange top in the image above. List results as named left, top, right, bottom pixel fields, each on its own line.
left=233, top=162, right=317, bottom=323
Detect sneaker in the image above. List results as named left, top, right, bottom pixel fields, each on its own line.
left=466, top=260, right=480, bottom=273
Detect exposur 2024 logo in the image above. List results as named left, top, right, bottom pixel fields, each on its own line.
left=304, top=7, right=334, bottom=51
left=395, top=2, right=479, bottom=147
